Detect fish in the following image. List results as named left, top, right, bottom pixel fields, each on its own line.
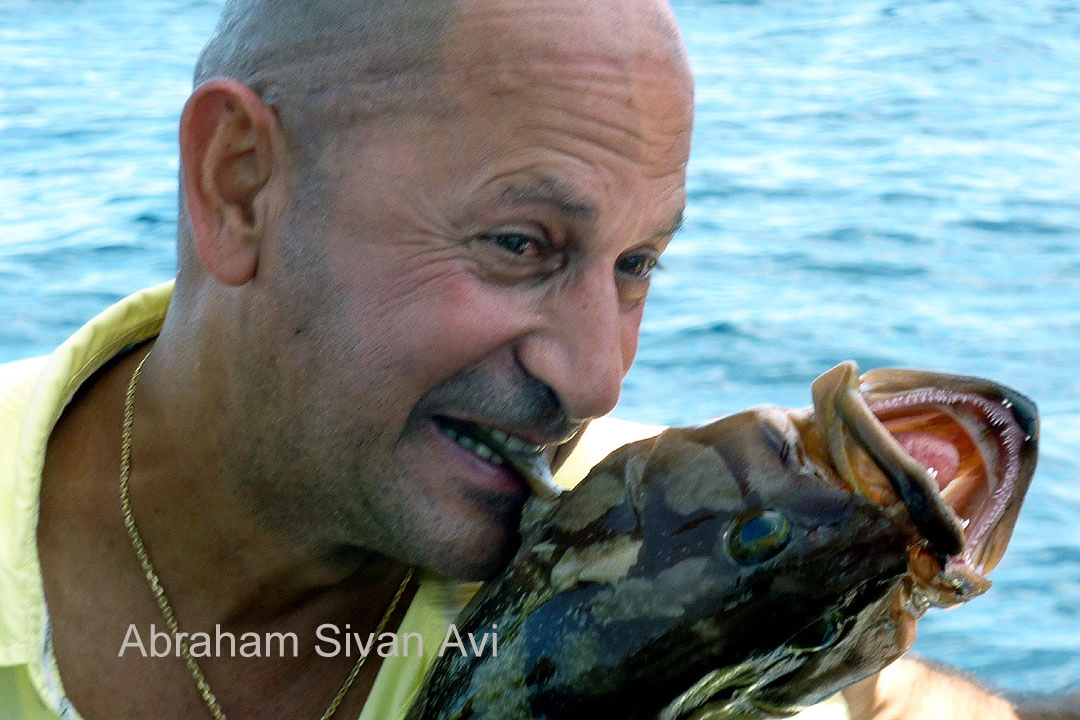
left=404, top=361, right=1039, bottom=720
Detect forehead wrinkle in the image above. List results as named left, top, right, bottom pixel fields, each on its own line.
left=502, top=105, right=685, bottom=184
left=446, top=36, right=691, bottom=171
left=454, top=52, right=680, bottom=134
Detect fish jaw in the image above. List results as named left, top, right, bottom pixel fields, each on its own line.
left=809, top=361, right=1039, bottom=605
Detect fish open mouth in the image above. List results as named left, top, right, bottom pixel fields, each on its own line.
left=812, top=362, right=1038, bottom=579
left=434, top=417, right=562, bottom=500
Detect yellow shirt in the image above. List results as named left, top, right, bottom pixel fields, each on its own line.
left=0, top=283, right=847, bottom=719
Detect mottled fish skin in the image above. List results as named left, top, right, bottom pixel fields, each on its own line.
left=405, top=362, right=1038, bottom=720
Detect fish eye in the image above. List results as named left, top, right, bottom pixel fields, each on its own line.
left=727, top=509, right=791, bottom=565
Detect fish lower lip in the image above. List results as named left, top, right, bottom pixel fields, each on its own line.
left=833, top=382, right=967, bottom=558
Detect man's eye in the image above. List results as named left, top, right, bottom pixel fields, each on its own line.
left=616, top=254, right=659, bottom=279
left=485, top=233, right=542, bottom=258
left=469, top=229, right=564, bottom=282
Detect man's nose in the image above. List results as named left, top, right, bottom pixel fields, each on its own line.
left=516, top=269, right=638, bottom=423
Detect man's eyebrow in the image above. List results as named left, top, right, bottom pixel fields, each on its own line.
left=656, top=209, right=685, bottom=238
left=498, top=177, right=684, bottom=239
left=498, top=178, right=598, bottom=221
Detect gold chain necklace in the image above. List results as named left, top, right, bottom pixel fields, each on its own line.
left=119, top=349, right=413, bottom=720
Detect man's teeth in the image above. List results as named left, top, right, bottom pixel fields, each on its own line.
left=442, top=424, right=507, bottom=464
left=441, top=424, right=545, bottom=466
left=487, top=428, right=542, bottom=455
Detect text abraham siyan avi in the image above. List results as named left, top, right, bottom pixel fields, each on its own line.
left=118, top=623, right=498, bottom=659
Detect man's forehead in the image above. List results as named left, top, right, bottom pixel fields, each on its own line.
left=440, top=0, right=688, bottom=78
left=431, top=0, right=693, bottom=160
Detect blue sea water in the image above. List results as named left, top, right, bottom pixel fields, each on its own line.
left=2, top=0, right=1078, bottom=696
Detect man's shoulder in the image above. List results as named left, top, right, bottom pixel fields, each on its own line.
left=0, top=356, right=49, bottom=432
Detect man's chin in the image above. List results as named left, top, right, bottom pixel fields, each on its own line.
left=392, top=469, right=529, bottom=580
left=440, top=530, right=522, bottom=582
left=419, top=514, right=524, bottom=582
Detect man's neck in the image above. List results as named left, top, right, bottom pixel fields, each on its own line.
left=37, top=342, right=415, bottom=719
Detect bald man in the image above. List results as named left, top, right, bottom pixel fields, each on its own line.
left=0, top=0, right=1039, bottom=718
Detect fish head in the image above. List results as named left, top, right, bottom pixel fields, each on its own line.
left=405, top=362, right=1038, bottom=720
left=693, top=361, right=1039, bottom=717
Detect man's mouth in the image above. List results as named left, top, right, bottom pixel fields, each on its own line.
left=434, top=417, right=563, bottom=500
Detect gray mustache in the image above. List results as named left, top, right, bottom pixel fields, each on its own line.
left=417, top=364, right=582, bottom=444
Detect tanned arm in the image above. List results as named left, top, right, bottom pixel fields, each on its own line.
left=843, top=657, right=1021, bottom=720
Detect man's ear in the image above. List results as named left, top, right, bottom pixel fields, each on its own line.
left=179, top=78, right=283, bottom=286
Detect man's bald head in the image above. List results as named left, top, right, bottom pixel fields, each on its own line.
left=173, top=0, right=460, bottom=285
left=194, top=0, right=456, bottom=157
